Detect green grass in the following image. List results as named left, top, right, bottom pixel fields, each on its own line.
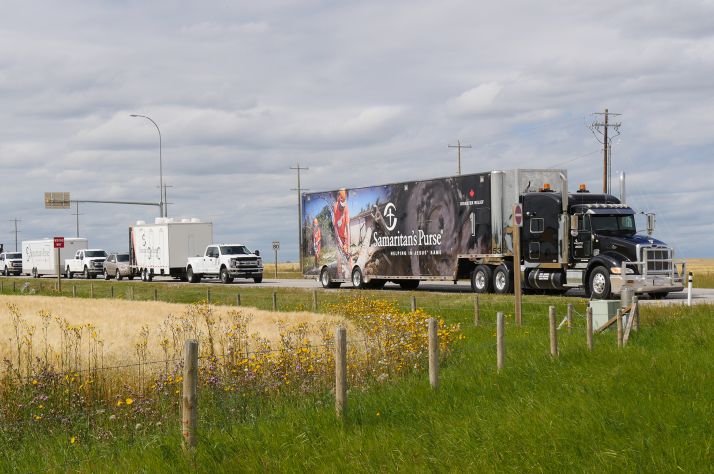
left=0, top=280, right=713, bottom=472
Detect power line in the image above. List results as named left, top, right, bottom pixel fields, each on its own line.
left=448, top=140, right=472, bottom=175
left=589, top=109, right=622, bottom=193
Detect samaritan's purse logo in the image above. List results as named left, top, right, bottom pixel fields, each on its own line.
left=384, top=202, right=397, bottom=231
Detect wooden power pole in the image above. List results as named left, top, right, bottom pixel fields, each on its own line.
left=290, top=163, right=309, bottom=272
left=590, top=109, right=621, bottom=194
left=448, top=140, right=472, bottom=175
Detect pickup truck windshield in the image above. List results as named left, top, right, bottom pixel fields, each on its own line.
left=220, top=246, right=250, bottom=255
left=117, top=254, right=130, bottom=262
left=85, top=250, right=108, bottom=258
left=6, top=253, right=21, bottom=259
left=590, top=214, right=636, bottom=236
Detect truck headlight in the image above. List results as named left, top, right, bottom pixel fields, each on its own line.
left=257, top=258, right=262, bottom=266
left=611, top=267, right=635, bottom=275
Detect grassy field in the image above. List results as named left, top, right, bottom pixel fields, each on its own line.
left=686, top=259, right=714, bottom=288
left=0, top=280, right=712, bottom=472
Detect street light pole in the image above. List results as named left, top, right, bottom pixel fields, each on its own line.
left=130, top=114, right=164, bottom=217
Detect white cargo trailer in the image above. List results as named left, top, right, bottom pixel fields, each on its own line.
left=129, top=218, right=213, bottom=281
left=22, top=238, right=88, bottom=277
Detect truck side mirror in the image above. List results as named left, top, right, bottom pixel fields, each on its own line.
left=570, top=214, right=579, bottom=237
left=255, top=250, right=260, bottom=257
left=646, top=212, right=656, bottom=236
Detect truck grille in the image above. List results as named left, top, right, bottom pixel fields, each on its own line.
left=643, top=247, right=673, bottom=275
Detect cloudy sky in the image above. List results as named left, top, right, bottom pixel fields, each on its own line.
left=1, top=0, right=712, bottom=259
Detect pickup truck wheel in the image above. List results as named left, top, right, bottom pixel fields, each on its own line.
left=116, top=270, right=123, bottom=281
left=493, top=265, right=512, bottom=294
left=84, top=267, right=90, bottom=279
left=471, top=265, right=493, bottom=294
left=104, top=271, right=110, bottom=280
left=253, top=276, right=263, bottom=283
left=588, top=266, right=612, bottom=300
left=220, top=267, right=232, bottom=284
left=187, top=266, right=200, bottom=284
left=66, top=267, right=73, bottom=279
left=3, top=267, right=8, bottom=277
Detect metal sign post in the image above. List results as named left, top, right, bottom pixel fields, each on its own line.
left=54, top=237, right=64, bottom=292
left=272, top=241, right=280, bottom=279
left=513, top=204, right=523, bottom=326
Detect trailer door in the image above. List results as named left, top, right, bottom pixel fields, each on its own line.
left=522, top=194, right=561, bottom=264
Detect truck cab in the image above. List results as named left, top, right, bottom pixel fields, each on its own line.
left=65, top=249, right=108, bottom=279
left=520, top=185, right=685, bottom=299
left=0, top=251, right=23, bottom=276
left=186, top=244, right=263, bottom=284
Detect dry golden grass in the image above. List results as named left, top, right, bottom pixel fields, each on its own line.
left=0, top=295, right=345, bottom=365
left=686, top=258, right=714, bottom=273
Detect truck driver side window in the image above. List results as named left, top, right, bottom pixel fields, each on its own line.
left=207, top=247, right=218, bottom=258
left=530, top=218, right=544, bottom=234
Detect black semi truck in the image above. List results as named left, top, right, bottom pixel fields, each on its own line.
left=301, top=169, right=685, bottom=299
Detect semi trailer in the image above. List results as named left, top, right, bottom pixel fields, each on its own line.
left=301, top=169, right=685, bottom=299
left=129, top=218, right=213, bottom=281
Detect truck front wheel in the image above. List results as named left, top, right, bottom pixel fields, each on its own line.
left=253, top=276, right=263, bottom=283
left=220, top=267, right=233, bottom=284
left=66, top=267, right=73, bottom=279
left=588, top=266, right=612, bottom=299
left=493, top=265, right=512, bottom=294
left=472, top=265, right=493, bottom=294
left=351, top=267, right=366, bottom=289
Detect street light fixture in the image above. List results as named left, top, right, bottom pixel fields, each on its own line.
left=130, top=114, right=164, bottom=217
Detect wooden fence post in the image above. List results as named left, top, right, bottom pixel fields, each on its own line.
left=13, top=281, right=16, bottom=293
left=206, top=288, right=211, bottom=304
left=616, top=311, right=623, bottom=348
left=182, top=339, right=199, bottom=449
left=236, top=294, right=241, bottom=306
left=72, top=285, right=76, bottom=298
left=473, top=295, right=480, bottom=327
left=632, top=296, right=639, bottom=332
left=549, top=306, right=558, bottom=357
left=335, top=327, right=347, bottom=418
left=154, top=288, right=158, bottom=301
left=90, top=284, right=94, bottom=299
left=272, top=292, right=277, bottom=311
left=312, top=290, right=317, bottom=312
left=567, top=304, right=573, bottom=333
left=1, top=281, right=3, bottom=293
left=496, top=311, right=505, bottom=372
left=428, top=318, right=439, bottom=389
left=411, top=296, right=417, bottom=312
left=111, top=285, right=114, bottom=298
left=586, top=307, right=593, bottom=351
left=130, top=286, right=134, bottom=301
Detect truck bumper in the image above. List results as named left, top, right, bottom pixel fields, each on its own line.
left=610, top=274, right=685, bottom=296
left=228, top=270, right=263, bottom=278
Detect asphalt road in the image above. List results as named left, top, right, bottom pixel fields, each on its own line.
left=11, top=273, right=713, bottom=305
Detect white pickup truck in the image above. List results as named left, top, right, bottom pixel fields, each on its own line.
left=0, top=251, right=23, bottom=276
left=186, top=244, right=263, bottom=284
left=65, top=249, right=108, bottom=279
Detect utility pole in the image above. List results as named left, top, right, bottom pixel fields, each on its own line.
left=290, top=163, right=309, bottom=272
left=158, top=184, right=173, bottom=217
left=590, top=109, right=621, bottom=193
left=9, top=219, right=21, bottom=251
left=448, top=140, right=472, bottom=175
left=72, top=202, right=82, bottom=237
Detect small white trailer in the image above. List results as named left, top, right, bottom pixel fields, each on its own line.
left=22, top=238, right=88, bottom=277
left=129, top=218, right=213, bottom=281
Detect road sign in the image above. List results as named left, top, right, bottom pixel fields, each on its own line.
left=514, top=204, right=523, bottom=227
left=53, top=237, right=65, bottom=249
left=45, top=192, right=70, bottom=209
left=272, top=241, right=280, bottom=250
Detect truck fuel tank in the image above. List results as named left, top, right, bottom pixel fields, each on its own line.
left=526, top=269, right=566, bottom=291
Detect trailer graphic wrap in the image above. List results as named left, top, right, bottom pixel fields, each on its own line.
left=302, top=173, right=492, bottom=280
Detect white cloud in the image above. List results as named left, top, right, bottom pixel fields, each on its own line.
left=447, top=82, right=502, bottom=116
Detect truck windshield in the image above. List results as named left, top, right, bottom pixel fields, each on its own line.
left=7, top=253, right=21, bottom=259
left=85, top=250, right=108, bottom=258
left=117, top=254, right=130, bottom=262
left=220, top=246, right=250, bottom=255
left=590, top=214, right=636, bottom=236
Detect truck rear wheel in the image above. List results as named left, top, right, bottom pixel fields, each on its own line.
left=320, top=267, right=340, bottom=289
left=493, top=265, right=512, bottom=294
left=187, top=266, right=200, bottom=284
left=588, top=266, right=612, bottom=299
left=66, top=267, right=73, bottom=279
left=472, top=265, right=493, bottom=293
left=351, top=267, right=366, bottom=289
